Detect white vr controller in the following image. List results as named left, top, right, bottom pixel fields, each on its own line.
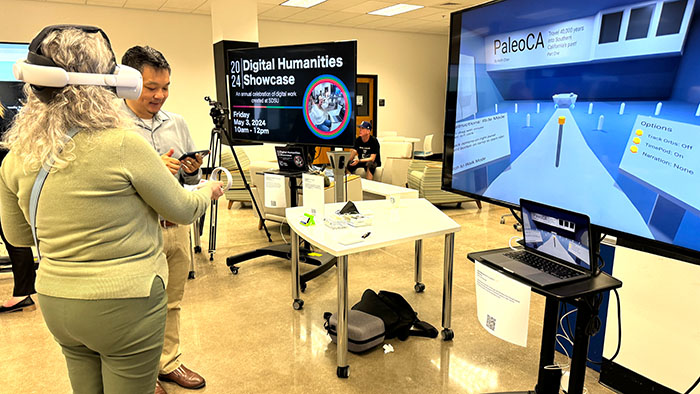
left=13, top=59, right=143, bottom=100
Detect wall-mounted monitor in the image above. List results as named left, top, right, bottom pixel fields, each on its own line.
left=225, top=41, right=356, bottom=148
left=442, top=0, right=700, bottom=263
left=0, top=42, right=28, bottom=131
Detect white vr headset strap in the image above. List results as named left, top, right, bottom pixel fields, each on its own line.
left=211, top=167, right=233, bottom=190
left=14, top=60, right=143, bottom=100
left=29, top=128, right=81, bottom=260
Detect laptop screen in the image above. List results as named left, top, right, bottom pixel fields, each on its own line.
left=275, top=146, right=307, bottom=172
left=520, top=199, right=594, bottom=271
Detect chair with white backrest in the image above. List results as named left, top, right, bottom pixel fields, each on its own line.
left=414, top=134, right=434, bottom=158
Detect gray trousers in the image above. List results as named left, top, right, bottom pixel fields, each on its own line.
left=38, top=277, right=167, bottom=394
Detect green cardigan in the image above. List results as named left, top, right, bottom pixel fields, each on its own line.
left=0, top=128, right=210, bottom=299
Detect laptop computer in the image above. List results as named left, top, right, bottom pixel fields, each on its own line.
left=274, top=146, right=307, bottom=175
left=480, top=199, right=596, bottom=288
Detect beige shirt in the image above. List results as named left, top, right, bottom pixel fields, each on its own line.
left=0, top=128, right=210, bottom=299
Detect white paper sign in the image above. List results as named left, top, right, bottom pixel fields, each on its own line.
left=475, top=261, right=531, bottom=347
left=302, top=173, right=325, bottom=219
left=264, top=173, right=286, bottom=209
left=452, top=113, right=511, bottom=174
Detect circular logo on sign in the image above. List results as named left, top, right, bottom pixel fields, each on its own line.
left=303, top=74, right=352, bottom=139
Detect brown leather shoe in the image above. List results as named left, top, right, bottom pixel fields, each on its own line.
left=155, top=381, right=167, bottom=394
left=158, top=365, right=205, bottom=389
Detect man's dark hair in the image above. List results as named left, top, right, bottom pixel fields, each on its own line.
left=121, top=45, right=171, bottom=74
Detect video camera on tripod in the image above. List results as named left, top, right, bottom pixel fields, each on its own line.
left=204, top=96, right=228, bottom=129
left=194, top=96, right=271, bottom=264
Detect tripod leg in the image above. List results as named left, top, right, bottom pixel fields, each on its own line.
left=228, top=144, right=273, bottom=242
left=207, top=132, right=221, bottom=260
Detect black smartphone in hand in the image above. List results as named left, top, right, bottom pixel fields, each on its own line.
left=178, top=150, right=210, bottom=161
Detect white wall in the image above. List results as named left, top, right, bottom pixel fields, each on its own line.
left=602, top=247, right=700, bottom=392
left=1, top=1, right=449, bottom=152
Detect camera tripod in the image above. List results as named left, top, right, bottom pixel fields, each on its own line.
left=194, top=97, right=271, bottom=262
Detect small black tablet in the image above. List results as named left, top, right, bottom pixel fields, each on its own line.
left=178, top=150, right=209, bottom=161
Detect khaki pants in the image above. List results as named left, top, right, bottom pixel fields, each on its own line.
left=38, top=277, right=167, bottom=394
left=159, top=224, right=192, bottom=374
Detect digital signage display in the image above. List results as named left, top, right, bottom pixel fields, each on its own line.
left=226, top=41, right=356, bottom=148
left=442, top=0, right=700, bottom=262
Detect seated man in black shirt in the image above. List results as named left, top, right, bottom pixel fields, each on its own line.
left=347, top=121, right=381, bottom=180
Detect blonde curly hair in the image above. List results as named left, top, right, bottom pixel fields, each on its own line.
left=1, top=27, right=133, bottom=172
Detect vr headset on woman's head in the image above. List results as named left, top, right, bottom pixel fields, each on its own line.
left=12, top=24, right=142, bottom=103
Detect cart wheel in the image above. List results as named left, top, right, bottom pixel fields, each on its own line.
left=337, top=366, right=349, bottom=378
left=293, top=299, right=304, bottom=310
left=188, top=271, right=195, bottom=280
left=500, top=218, right=505, bottom=224
left=300, top=283, right=307, bottom=293
left=414, top=282, right=426, bottom=293
left=230, top=266, right=239, bottom=275
left=441, top=328, right=454, bottom=341
left=194, top=246, right=202, bottom=253
left=209, top=253, right=214, bottom=261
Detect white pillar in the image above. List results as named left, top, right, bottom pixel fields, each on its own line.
left=588, top=102, right=593, bottom=114
left=526, top=113, right=530, bottom=127
left=211, top=0, right=259, bottom=43
left=619, top=102, right=625, bottom=115
left=597, top=115, right=604, bottom=131
left=655, top=102, right=662, bottom=116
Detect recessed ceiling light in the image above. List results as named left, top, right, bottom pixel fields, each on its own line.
left=368, top=4, right=424, bottom=16
left=280, top=0, right=327, bottom=8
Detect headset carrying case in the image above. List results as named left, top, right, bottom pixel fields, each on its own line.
left=323, top=310, right=385, bottom=353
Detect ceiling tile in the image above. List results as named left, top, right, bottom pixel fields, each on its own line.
left=256, top=3, right=275, bottom=13
left=312, top=11, right=357, bottom=23
left=311, top=0, right=355, bottom=11
left=87, top=0, right=127, bottom=6
left=161, top=0, right=202, bottom=10
left=123, top=0, right=167, bottom=10
left=342, top=1, right=394, bottom=14
left=258, top=5, right=305, bottom=19
left=419, top=11, right=450, bottom=22
left=283, top=8, right=334, bottom=22
left=392, top=6, right=443, bottom=19
left=193, top=0, right=209, bottom=14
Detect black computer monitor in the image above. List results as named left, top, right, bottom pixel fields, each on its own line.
left=225, top=41, right=357, bottom=148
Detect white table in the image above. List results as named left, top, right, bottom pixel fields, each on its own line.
left=286, top=198, right=461, bottom=378
left=361, top=178, right=418, bottom=200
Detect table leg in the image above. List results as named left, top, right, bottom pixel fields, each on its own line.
left=535, top=297, right=561, bottom=394
left=336, top=255, right=349, bottom=378
left=441, top=233, right=455, bottom=340
left=291, top=231, right=303, bottom=310
left=568, top=298, right=595, bottom=394
left=414, top=240, right=425, bottom=293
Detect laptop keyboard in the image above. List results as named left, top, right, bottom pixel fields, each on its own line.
left=504, top=251, right=583, bottom=279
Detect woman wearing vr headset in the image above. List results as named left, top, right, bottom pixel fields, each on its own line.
left=0, top=26, right=224, bottom=393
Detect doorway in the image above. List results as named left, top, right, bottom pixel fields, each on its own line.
left=356, top=74, right=378, bottom=138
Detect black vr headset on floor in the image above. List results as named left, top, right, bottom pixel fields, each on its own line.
left=12, top=24, right=142, bottom=103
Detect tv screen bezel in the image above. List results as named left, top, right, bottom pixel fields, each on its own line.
left=224, top=40, right=357, bottom=148
left=440, top=0, right=700, bottom=265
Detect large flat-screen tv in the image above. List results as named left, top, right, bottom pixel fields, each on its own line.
left=225, top=41, right=356, bottom=148
left=442, top=0, right=700, bottom=263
